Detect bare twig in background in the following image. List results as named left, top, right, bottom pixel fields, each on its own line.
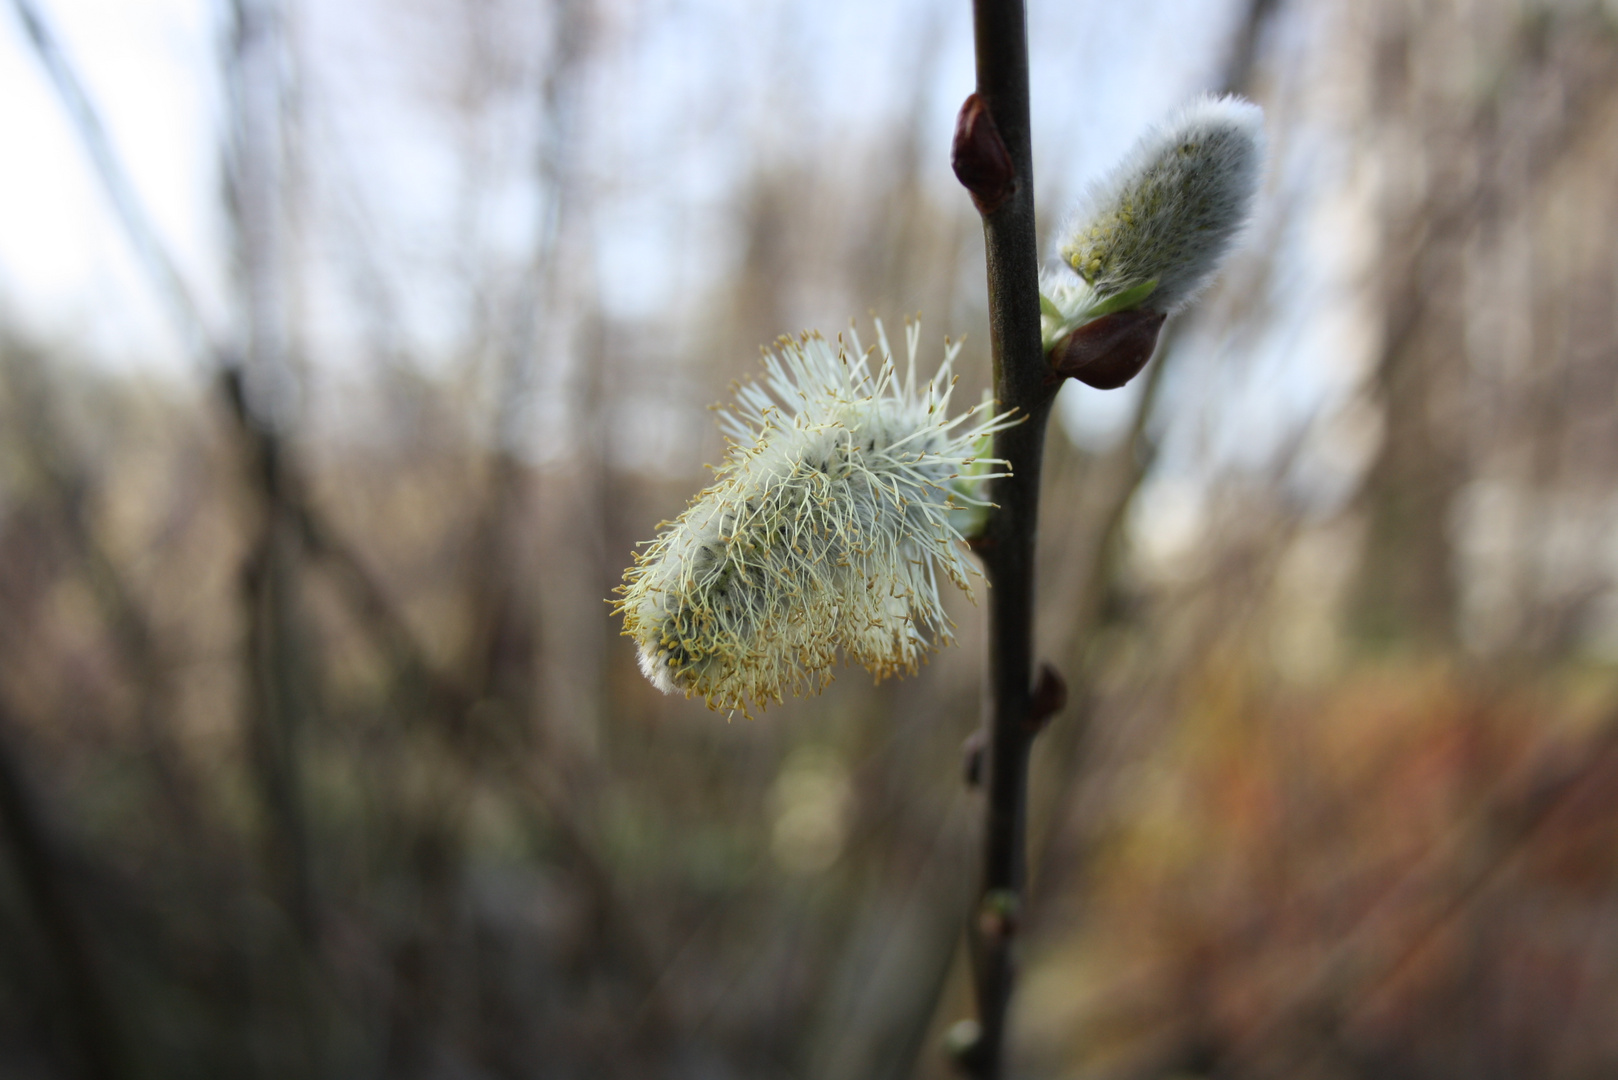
left=5, top=0, right=456, bottom=704
left=6, top=0, right=214, bottom=363
left=223, top=0, right=321, bottom=947
left=1350, top=3, right=1618, bottom=651
left=0, top=697, right=129, bottom=1080
left=0, top=344, right=208, bottom=845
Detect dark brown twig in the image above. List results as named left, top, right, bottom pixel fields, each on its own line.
left=953, top=3, right=1057, bottom=1076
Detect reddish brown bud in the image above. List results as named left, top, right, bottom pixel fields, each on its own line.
left=952, top=94, right=1015, bottom=214
left=1048, top=308, right=1166, bottom=390
left=1026, top=663, right=1067, bottom=733
left=962, top=728, right=986, bottom=788
left=976, top=889, right=1021, bottom=940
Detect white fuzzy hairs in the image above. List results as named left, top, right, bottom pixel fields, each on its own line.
left=616, top=322, right=1013, bottom=715
left=1043, top=95, right=1266, bottom=344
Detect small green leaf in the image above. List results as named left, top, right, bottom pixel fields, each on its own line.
left=1085, top=278, right=1159, bottom=319
left=1038, top=292, right=1062, bottom=319
left=981, top=888, right=1021, bottom=919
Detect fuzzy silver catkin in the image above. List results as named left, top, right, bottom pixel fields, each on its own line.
left=616, top=322, right=1013, bottom=715
left=1047, top=94, right=1265, bottom=344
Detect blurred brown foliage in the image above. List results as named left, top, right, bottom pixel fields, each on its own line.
left=3, top=0, right=1618, bottom=1078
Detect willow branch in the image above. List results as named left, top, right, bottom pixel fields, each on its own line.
left=953, top=1, right=1060, bottom=1076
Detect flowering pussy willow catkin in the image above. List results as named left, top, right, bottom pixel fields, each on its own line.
left=616, top=322, right=1013, bottom=715
left=1042, top=94, right=1265, bottom=350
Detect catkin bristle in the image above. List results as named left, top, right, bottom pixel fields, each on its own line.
left=615, top=322, right=1014, bottom=715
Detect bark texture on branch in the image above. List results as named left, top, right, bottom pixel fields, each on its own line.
left=955, top=2, right=1059, bottom=1075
